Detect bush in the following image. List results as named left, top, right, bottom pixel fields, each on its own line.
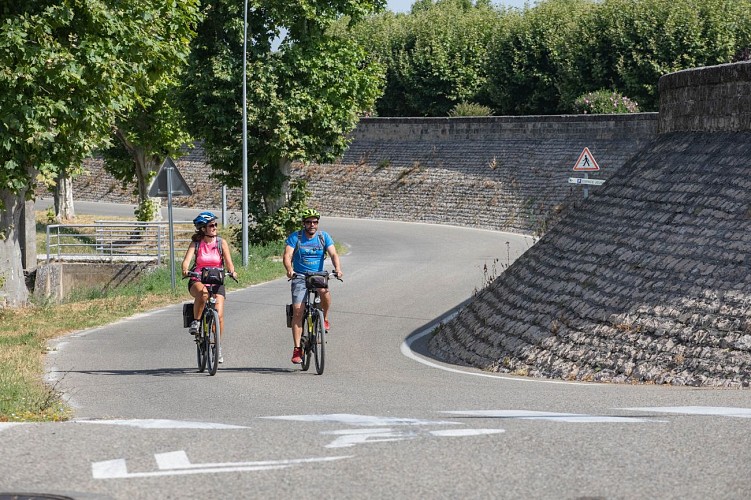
left=573, top=89, right=639, bottom=114
left=240, top=179, right=312, bottom=246
left=448, top=101, right=493, bottom=117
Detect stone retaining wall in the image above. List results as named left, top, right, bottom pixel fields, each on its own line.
left=295, top=115, right=657, bottom=234
left=66, top=114, right=657, bottom=236
left=428, top=62, right=751, bottom=387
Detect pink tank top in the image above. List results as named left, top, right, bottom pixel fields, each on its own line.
left=194, top=238, right=222, bottom=276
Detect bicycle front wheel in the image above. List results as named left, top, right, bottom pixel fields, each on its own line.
left=206, top=309, right=221, bottom=376
left=196, top=329, right=207, bottom=373
left=300, top=311, right=312, bottom=372
left=313, top=310, right=325, bottom=375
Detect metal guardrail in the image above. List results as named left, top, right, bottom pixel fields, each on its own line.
left=45, top=221, right=197, bottom=264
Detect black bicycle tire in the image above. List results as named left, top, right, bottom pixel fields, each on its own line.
left=207, top=309, right=220, bottom=376
left=313, top=310, right=325, bottom=375
left=196, top=327, right=207, bottom=373
left=301, top=310, right=312, bottom=371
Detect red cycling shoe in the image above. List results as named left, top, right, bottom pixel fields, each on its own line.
left=291, top=347, right=303, bottom=364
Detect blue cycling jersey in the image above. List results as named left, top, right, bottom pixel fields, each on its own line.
left=286, top=230, right=334, bottom=273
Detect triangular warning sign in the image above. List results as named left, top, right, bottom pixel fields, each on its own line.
left=572, top=147, right=600, bottom=172
left=148, top=157, right=193, bottom=197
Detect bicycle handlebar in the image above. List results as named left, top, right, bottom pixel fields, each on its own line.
left=183, top=270, right=239, bottom=283
left=289, top=270, right=343, bottom=282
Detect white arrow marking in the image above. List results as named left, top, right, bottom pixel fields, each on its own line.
left=429, top=429, right=505, bottom=437
left=441, top=410, right=656, bottom=423
left=320, top=427, right=506, bottom=448
left=321, top=428, right=419, bottom=448
left=92, top=451, right=351, bottom=479
left=263, top=413, right=459, bottom=427
left=621, top=406, right=751, bottom=418
left=76, top=419, right=248, bottom=429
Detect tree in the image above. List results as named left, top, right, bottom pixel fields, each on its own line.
left=100, top=1, right=200, bottom=222
left=350, top=0, right=499, bottom=116
left=0, top=1, right=198, bottom=307
left=180, top=0, right=385, bottom=222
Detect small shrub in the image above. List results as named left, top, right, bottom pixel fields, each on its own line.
left=448, top=102, right=493, bottom=117
left=243, top=179, right=311, bottom=246
left=573, top=90, right=639, bottom=114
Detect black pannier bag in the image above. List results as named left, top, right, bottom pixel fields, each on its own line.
left=182, top=303, right=193, bottom=328
left=286, top=304, right=293, bottom=328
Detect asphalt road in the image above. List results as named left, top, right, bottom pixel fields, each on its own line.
left=3, top=201, right=751, bottom=499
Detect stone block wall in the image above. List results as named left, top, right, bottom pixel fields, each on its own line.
left=65, top=114, right=657, bottom=236
left=429, top=61, right=751, bottom=387
left=659, top=61, right=751, bottom=133
left=296, top=114, right=657, bottom=234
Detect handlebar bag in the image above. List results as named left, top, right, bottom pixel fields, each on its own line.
left=305, top=274, right=328, bottom=289
left=201, top=267, right=225, bottom=285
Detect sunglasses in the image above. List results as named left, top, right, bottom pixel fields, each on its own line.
left=206, top=223, right=218, bottom=228
left=303, top=220, right=319, bottom=225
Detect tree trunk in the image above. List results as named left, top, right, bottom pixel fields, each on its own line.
left=114, top=128, right=162, bottom=221
left=133, top=148, right=162, bottom=221
left=0, top=189, right=30, bottom=308
left=53, top=170, right=76, bottom=221
left=264, top=157, right=292, bottom=214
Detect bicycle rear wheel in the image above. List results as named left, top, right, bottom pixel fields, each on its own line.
left=206, top=309, right=220, bottom=376
left=313, top=311, right=325, bottom=375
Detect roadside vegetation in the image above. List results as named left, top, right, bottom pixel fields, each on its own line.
left=349, top=0, right=751, bottom=116
left=0, top=214, right=288, bottom=422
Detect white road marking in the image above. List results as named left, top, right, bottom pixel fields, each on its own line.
left=320, top=427, right=506, bottom=448
left=429, top=429, right=505, bottom=437
left=321, top=428, right=418, bottom=448
left=401, top=325, right=591, bottom=386
left=75, top=419, right=248, bottom=429
left=262, top=413, right=460, bottom=426
left=92, top=451, right=351, bottom=479
left=621, top=406, right=751, bottom=418
left=441, top=410, right=657, bottom=423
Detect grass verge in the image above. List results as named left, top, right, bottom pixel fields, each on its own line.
left=0, top=236, right=287, bottom=422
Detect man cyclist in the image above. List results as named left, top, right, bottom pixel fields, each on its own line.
left=282, top=208, right=343, bottom=364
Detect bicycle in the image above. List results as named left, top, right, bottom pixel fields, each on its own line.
left=184, top=268, right=237, bottom=376
left=291, top=270, right=342, bottom=375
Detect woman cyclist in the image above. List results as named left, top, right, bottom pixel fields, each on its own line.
left=181, top=211, right=237, bottom=364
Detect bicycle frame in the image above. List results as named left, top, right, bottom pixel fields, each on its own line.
left=197, top=284, right=221, bottom=376
left=297, top=272, right=330, bottom=375
left=185, top=272, right=223, bottom=376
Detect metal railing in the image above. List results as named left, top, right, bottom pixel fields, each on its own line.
left=45, top=221, right=197, bottom=264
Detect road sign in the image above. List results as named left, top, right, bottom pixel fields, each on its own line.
left=572, top=147, right=600, bottom=171
left=148, top=157, right=192, bottom=197
left=568, top=177, right=605, bottom=186
left=148, top=157, right=192, bottom=291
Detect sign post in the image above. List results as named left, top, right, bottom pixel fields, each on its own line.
left=570, top=147, right=602, bottom=199
left=148, top=157, right=193, bottom=291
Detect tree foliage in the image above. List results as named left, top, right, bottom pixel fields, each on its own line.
left=352, top=0, right=498, bottom=116
left=180, top=0, right=385, bottom=221
left=99, top=1, right=200, bottom=221
left=351, top=0, right=751, bottom=115
left=0, top=1, right=195, bottom=306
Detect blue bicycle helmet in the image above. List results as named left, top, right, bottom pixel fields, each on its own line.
left=193, top=211, right=217, bottom=228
